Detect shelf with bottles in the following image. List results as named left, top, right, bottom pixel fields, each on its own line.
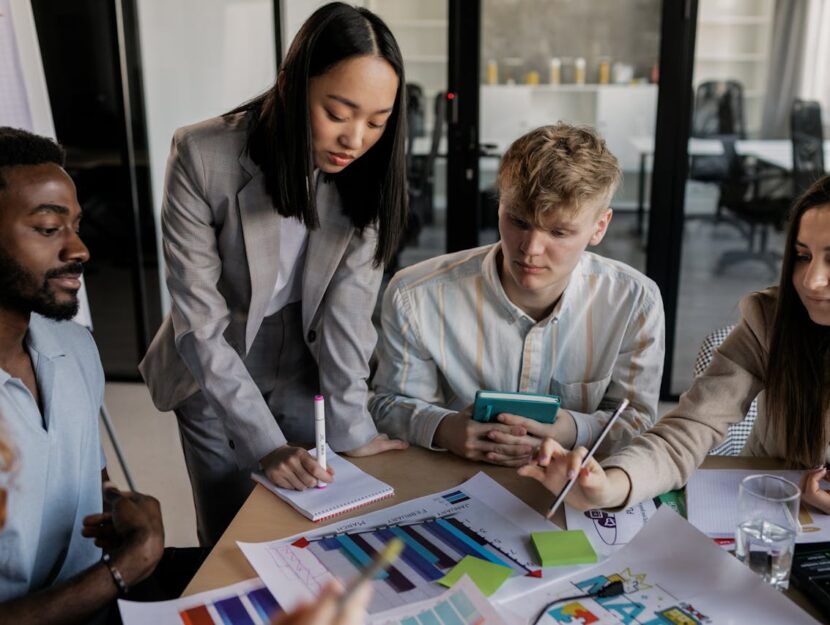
left=480, top=83, right=656, bottom=92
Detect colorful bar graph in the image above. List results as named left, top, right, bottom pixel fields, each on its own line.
left=247, top=587, right=280, bottom=621
left=214, top=596, right=255, bottom=625
left=426, top=520, right=510, bottom=568
left=417, top=608, right=443, bottom=625
left=350, top=533, right=415, bottom=592
left=376, top=528, right=443, bottom=582
left=178, top=585, right=279, bottom=625
left=434, top=599, right=466, bottom=625
left=445, top=518, right=488, bottom=547
left=400, top=525, right=457, bottom=569
left=449, top=590, right=482, bottom=625
left=180, top=605, right=214, bottom=625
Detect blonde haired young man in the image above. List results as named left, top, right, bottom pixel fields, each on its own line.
left=371, top=124, right=665, bottom=465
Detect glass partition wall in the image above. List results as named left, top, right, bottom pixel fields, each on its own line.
left=478, top=0, right=663, bottom=273
left=670, top=0, right=829, bottom=394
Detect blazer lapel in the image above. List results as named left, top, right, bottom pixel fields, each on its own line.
left=238, top=151, right=280, bottom=352
left=302, top=176, right=353, bottom=334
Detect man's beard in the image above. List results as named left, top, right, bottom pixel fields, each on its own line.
left=0, top=248, right=83, bottom=321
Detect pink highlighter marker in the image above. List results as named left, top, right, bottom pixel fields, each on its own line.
left=315, top=395, right=327, bottom=488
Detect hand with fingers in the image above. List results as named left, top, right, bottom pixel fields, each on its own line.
left=261, top=445, right=335, bottom=490
left=81, top=483, right=165, bottom=587
left=433, top=405, right=535, bottom=467
left=800, top=466, right=830, bottom=514
left=517, top=438, right=631, bottom=511
left=342, top=433, right=409, bottom=457
left=488, top=410, right=578, bottom=452
left=270, top=580, right=371, bottom=625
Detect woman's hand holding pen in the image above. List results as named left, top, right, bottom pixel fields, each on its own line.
left=517, top=438, right=631, bottom=511
left=261, top=445, right=334, bottom=490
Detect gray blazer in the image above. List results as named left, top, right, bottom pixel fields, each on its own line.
left=139, top=113, right=382, bottom=467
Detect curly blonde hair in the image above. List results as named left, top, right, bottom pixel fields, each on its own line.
left=497, top=123, right=621, bottom=224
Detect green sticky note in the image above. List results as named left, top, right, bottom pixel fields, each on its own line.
left=437, top=556, right=512, bottom=596
left=532, top=530, right=597, bottom=567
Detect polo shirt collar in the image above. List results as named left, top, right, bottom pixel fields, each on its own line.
left=25, top=314, right=67, bottom=361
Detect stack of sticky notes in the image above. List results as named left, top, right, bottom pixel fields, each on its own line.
left=531, top=530, right=597, bottom=567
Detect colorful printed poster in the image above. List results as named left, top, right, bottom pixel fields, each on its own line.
left=502, top=507, right=818, bottom=625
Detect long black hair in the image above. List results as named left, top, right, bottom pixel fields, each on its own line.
left=232, top=2, right=407, bottom=267
left=766, top=174, right=830, bottom=467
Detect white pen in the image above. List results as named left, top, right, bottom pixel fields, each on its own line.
left=546, top=398, right=629, bottom=519
left=315, top=394, right=327, bottom=488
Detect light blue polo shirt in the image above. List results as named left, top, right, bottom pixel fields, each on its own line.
left=0, top=314, right=105, bottom=600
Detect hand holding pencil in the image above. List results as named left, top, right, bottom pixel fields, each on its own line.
left=518, top=400, right=634, bottom=513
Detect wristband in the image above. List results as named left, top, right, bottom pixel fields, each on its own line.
left=102, top=552, right=129, bottom=595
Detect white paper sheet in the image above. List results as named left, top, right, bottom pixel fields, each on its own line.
left=239, top=473, right=588, bottom=615
left=118, top=578, right=278, bottom=625
left=564, top=500, right=657, bottom=557
left=370, top=576, right=507, bottom=625
left=686, top=469, right=830, bottom=543
left=501, top=506, right=820, bottom=625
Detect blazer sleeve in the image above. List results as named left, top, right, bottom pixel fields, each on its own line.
left=314, top=224, right=384, bottom=452
left=602, top=291, right=770, bottom=507
left=162, top=130, right=287, bottom=467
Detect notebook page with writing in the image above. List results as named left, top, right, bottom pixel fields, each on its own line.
left=251, top=446, right=394, bottom=522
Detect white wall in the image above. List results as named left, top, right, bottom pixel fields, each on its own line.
left=137, top=0, right=276, bottom=313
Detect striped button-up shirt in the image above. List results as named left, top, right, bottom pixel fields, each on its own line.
left=370, top=243, right=665, bottom=453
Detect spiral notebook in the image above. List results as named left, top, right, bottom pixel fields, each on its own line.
left=251, top=446, right=395, bottom=522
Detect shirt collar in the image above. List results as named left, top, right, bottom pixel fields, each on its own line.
left=481, top=243, right=584, bottom=326
left=25, top=314, right=68, bottom=361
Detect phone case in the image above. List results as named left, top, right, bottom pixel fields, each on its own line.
left=472, top=390, right=560, bottom=424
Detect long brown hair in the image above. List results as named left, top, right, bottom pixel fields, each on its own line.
left=766, top=174, right=830, bottom=467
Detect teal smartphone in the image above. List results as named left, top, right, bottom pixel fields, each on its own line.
left=472, top=390, right=560, bottom=424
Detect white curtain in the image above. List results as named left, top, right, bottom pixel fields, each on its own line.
left=802, top=0, right=830, bottom=133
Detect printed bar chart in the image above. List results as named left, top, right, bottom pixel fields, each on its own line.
left=308, top=511, right=528, bottom=613
left=179, top=585, right=280, bottom=625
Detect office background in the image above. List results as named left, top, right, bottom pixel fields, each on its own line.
left=1, top=0, right=829, bottom=546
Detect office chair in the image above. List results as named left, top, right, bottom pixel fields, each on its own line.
left=689, top=80, right=746, bottom=195
left=791, top=99, right=825, bottom=195
left=714, top=138, right=791, bottom=275
left=694, top=325, right=758, bottom=456
left=410, top=90, right=446, bottom=227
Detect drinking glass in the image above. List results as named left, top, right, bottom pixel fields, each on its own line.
left=735, top=474, right=800, bottom=590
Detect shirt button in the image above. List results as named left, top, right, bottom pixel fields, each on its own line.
left=228, top=439, right=236, bottom=450
left=307, top=330, right=317, bottom=343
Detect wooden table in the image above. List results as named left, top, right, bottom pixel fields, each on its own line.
left=182, top=449, right=825, bottom=623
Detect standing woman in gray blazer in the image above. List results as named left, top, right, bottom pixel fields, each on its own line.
left=140, top=2, right=409, bottom=546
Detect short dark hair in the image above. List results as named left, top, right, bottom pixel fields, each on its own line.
left=231, top=2, right=408, bottom=267
left=0, top=127, right=65, bottom=190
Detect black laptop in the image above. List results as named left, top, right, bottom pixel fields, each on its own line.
left=792, top=542, right=830, bottom=617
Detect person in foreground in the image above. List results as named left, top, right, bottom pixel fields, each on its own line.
left=0, top=126, right=166, bottom=624
left=0, top=127, right=372, bottom=625
left=520, top=174, right=830, bottom=512
left=371, top=123, right=664, bottom=466
left=139, top=1, right=408, bottom=546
